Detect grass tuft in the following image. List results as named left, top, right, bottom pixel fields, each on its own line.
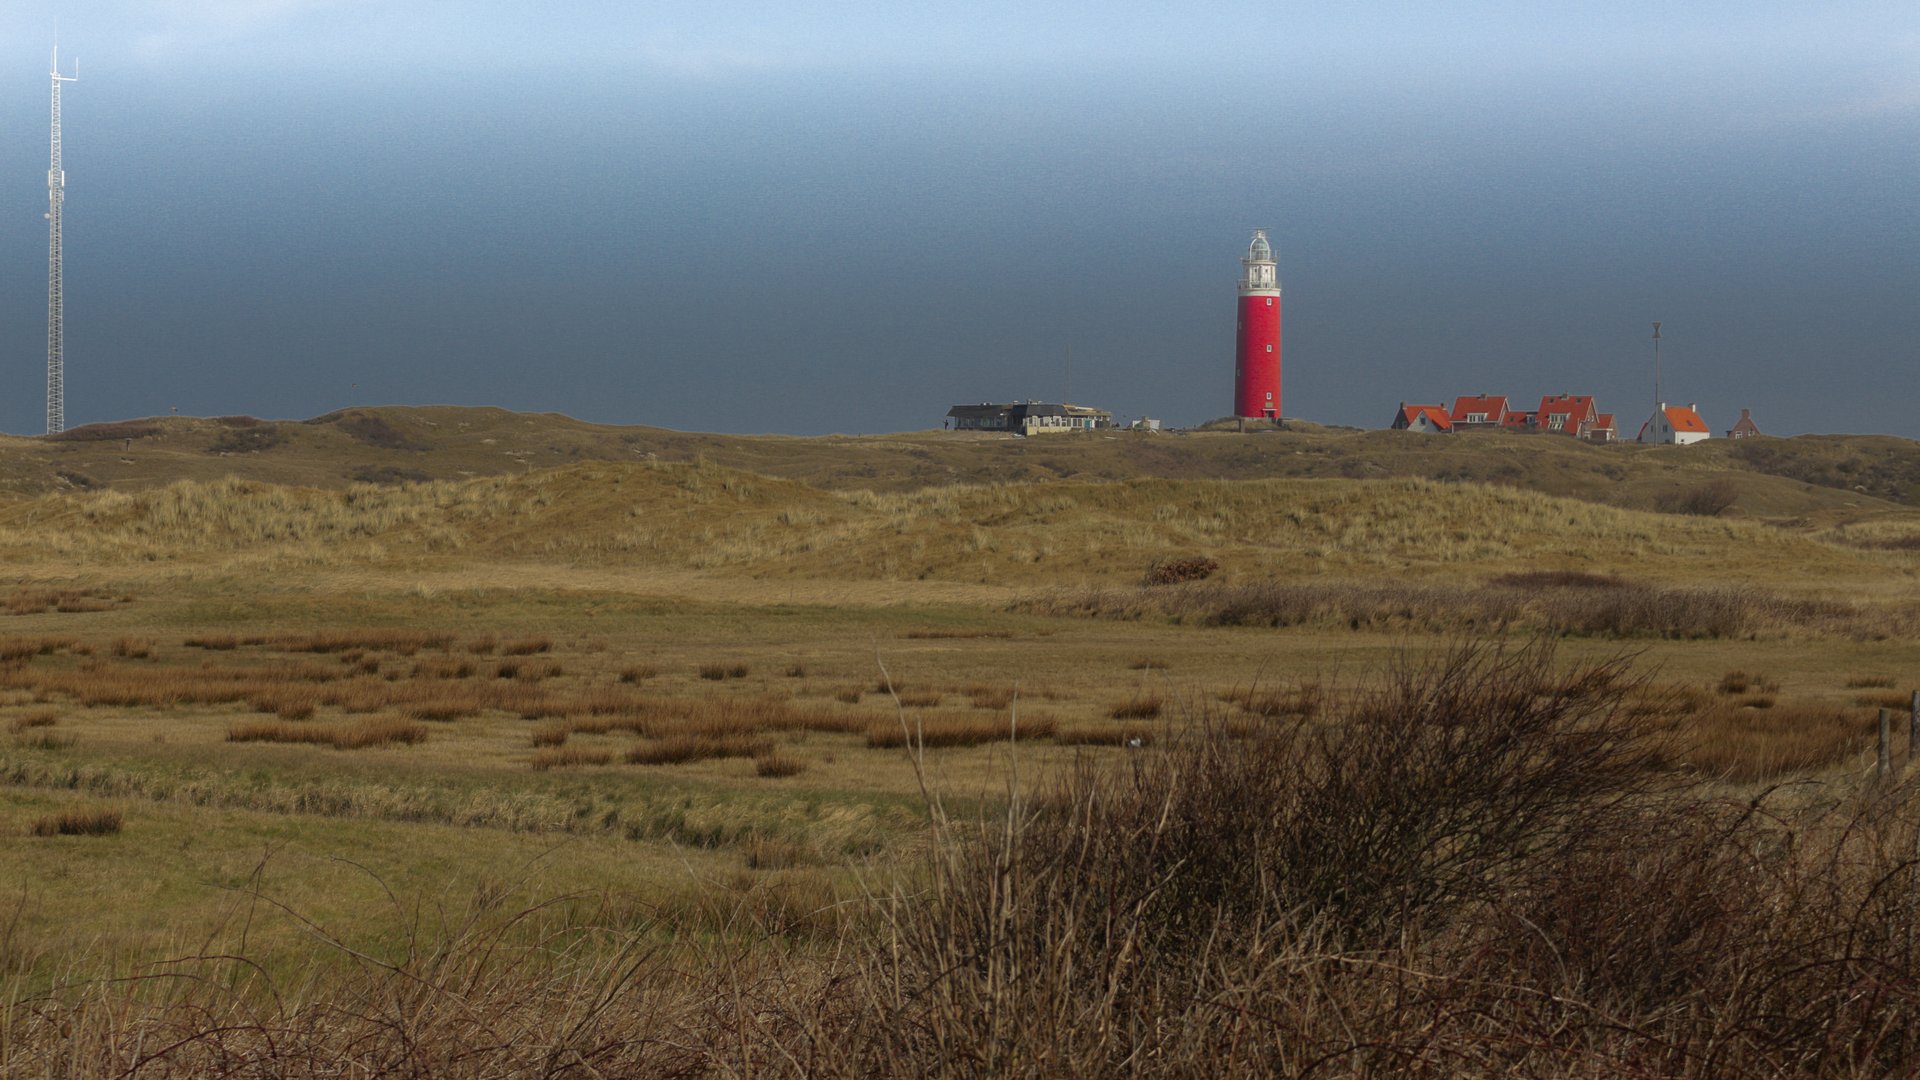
left=28, top=808, right=122, bottom=837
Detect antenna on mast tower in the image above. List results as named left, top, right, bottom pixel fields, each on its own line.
left=1651, top=321, right=1663, bottom=412
left=46, top=40, right=78, bottom=435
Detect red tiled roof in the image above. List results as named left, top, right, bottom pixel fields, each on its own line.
left=1449, top=395, right=1509, bottom=422
left=1665, top=406, right=1708, bottom=433
left=1593, top=413, right=1616, bottom=430
left=1394, top=403, right=1452, bottom=431
left=1536, top=395, right=1597, bottom=421
left=1501, top=411, right=1536, bottom=428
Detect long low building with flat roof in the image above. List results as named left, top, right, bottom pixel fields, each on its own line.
left=946, top=401, right=1113, bottom=435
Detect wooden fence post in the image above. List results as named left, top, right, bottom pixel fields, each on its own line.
left=1878, top=709, right=1891, bottom=780
left=1910, top=689, right=1918, bottom=760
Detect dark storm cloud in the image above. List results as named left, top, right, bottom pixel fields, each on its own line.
left=0, top=2, right=1915, bottom=436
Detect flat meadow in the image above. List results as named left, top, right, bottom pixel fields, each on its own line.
left=3, top=421, right=1920, bottom=1075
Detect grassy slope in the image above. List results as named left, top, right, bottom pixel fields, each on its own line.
left=2, top=459, right=1913, bottom=595
left=4, top=405, right=1918, bottom=522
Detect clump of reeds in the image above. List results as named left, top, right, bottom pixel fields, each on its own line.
left=753, top=752, right=807, bottom=778
left=1016, top=578, right=1894, bottom=640
left=1223, top=680, right=1322, bottom=720
left=279, top=629, right=452, bottom=655
left=227, top=718, right=428, bottom=749
left=7, top=708, right=59, bottom=733
left=4, top=588, right=119, bottom=615
left=529, top=746, right=613, bottom=770
left=1108, top=696, right=1162, bottom=720
left=626, top=734, right=772, bottom=765
left=964, top=685, right=1012, bottom=710
left=866, top=710, right=1055, bottom=749
left=618, top=665, right=657, bottom=684
left=698, top=663, right=749, bottom=681
left=28, top=808, right=121, bottom=836
left=110, top=637, right=152, bottom=659
left=184, top=634, right=239, bottom=651
left=1142, top=555, right=1218, bottom=586
left=499, top=637, right=552, bottom=656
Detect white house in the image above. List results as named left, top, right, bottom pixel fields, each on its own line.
left=1636, top=403, right=1710, bottom=445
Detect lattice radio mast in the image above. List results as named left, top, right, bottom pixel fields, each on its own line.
left=46, top=44, right=78, bottom=435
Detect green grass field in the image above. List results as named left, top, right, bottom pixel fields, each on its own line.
left=3, top=408, right=1918, bottom=1075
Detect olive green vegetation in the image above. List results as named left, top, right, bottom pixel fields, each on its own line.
left=3, top=409, right=1919, bottom=1074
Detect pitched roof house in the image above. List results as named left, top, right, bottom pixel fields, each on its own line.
left=1636, top=403, right=1710, bottom=445
left=1390, top=403, right=1453, bottom=433
left=1501, top=410, right=1537, bottom=431
left=1587, top=413, right=1618, bottom=444
left=1727, top=408, right=1762, bottom=439
left=1536, top=394, right=1600, bottom=437
left=1449, top=395, right=1510, bottom=428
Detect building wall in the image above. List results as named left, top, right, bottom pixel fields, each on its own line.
left=1234, top=292, right=1282, bottom=418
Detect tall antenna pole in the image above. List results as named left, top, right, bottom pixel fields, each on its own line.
left=47, top=44, right=78, bottom=435
left=1651, top=321, right=1662, bottom=411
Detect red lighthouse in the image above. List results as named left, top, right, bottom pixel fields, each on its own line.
left=1233, top=229, right=1281, bottom=419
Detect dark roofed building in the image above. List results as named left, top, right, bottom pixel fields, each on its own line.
left=946, top=402, right=1113, bottom=435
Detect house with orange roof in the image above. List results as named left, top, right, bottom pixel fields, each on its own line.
left=1535, top=394, right=1600, bottom=438
left=1390, top=402, right=1452, bottom=434
left=1587, top=413, right=1618, bottom=444
left=1449, top=394, right=1510, bottom=429
left=1501, top=410, right=1537, bottom=431
left=1636, top=403, right=1710, bottom=445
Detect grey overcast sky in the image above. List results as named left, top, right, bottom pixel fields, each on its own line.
left=0, top=2, right=1915, bottom=437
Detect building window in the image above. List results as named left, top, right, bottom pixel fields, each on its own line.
left=1547, top=415, right=1565, bottom=431
left=1466, top=412, right=1486, bottom=423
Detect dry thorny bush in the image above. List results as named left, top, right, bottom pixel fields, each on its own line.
left=6, top=638, right=1918, bottom=1077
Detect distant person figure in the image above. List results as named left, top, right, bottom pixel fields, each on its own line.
left=943, top=420, right=949, bottom=430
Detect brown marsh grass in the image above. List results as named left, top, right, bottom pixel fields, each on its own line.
left=753, top=752, right=807, bottom=778
left=227, top=717, right=430, bottom=750
left=1661, top=701, right=1877, bottom=782
left=5, top=638, right=1918, bottom=1076
left=1019, top=576, right=1909, bottom=640
left=7, top=708, right=59, bottom=733
left=27, top=808, right=122, bottom=836
left=865, top=710, right=1056, bottom=749
left=1107, top=696, right=1163, bottom=720
left=529, top=746, right=615, bottom=770
left=108, top=636, right=151, bottom=659
left=626, top=733, right=773, bottom=765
